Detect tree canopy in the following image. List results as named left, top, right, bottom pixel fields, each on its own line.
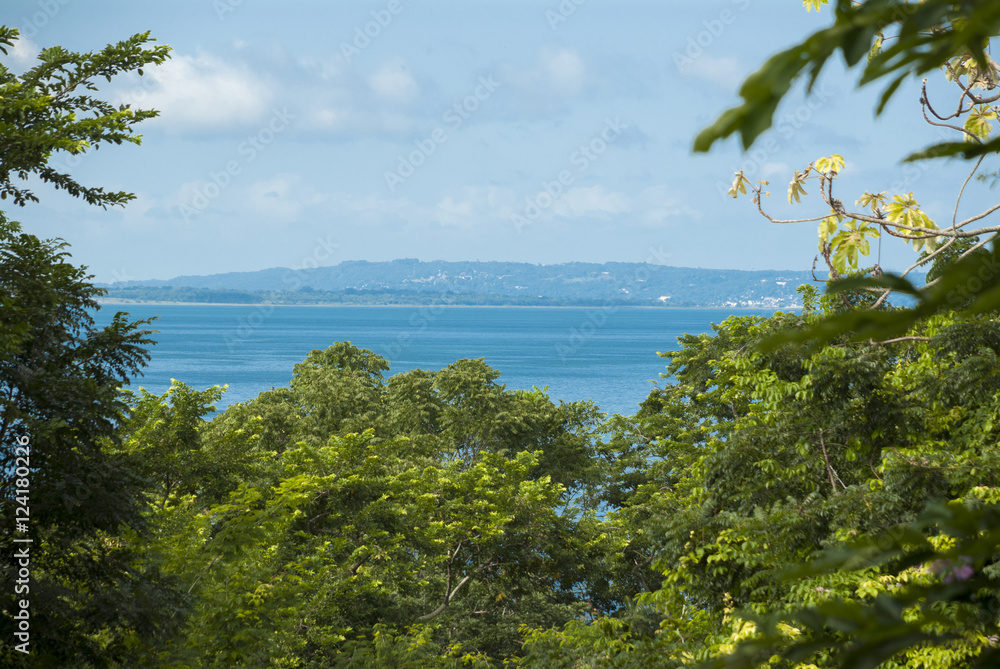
left=0, top=26, right=174, bottom=668
left=6, top=3, right=1000, bottom=667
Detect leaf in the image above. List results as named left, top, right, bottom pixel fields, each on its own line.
left=964, top=104, right=997, bottom=141
left=884, top=192, right=937, bottom=251
left=728, top=171, right=750, bottom=198
left=829, top=220, right=879, bottom=272
left=813, top=154, right=845, bottom=175
left=867, top=33, right=884, bottom=65
left=761, top=242, right=1000, bottom=351
left=788, top=169, right=810, bottom=204
left=904, top=136, right=1000, bottom=161
left=803, top=0, right=828, bottom=12
left=697, top=0, right=1000, bottom=156
left=826, top=274, right=921, bottom=297
left=817, top=215, right=839, bottom=252
left=855, top=191, right=887, bottom=213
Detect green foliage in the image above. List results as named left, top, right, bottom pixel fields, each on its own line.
left=137, top=344, right=621, bottom=666
left=119, top=381, right=280, bottom=507
left=830, top=219, right=880, bottom=273
left=518, top=305, right=1000, bottom=668
left=10, top=1, right=1000, bottom=665
left=694, top=0, right=1000, bottom=153
left=655, top=1, right=1000, bottom=666
left=700, top=498, right=1000, bottom=669
left=884, top=192, right=938, bottom=253
left=0, top=26, right=170, bottom=208
left=0, top=25, right=179, bottom=667
left=0, top=216, right=186, bottom=667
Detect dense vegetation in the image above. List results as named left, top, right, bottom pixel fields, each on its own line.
left=5, top=1, right=1000, bottom=667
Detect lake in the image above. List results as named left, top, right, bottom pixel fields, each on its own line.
left=93, top=304, right=781, bottom=416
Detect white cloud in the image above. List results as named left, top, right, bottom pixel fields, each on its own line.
left=369, top=59, right=419, bottom=104
left=498, top=48, right=589, bottom=113
left=634, top=184, right=701, bottom=225
left=300, top=57, right=424, bottom=136
left=761, top=162, right=790, bottom=179
left=119, top=192, right=158, bottom=227
left=554, top=186, right=630, bottom=218
left=680, top=55, right=744, bottom=89
left=117, top=52, right=273, bottom=129
left=544, top=49, right=585, bottom=96
left=422, top=183, right=696, bottom=229
left=247, top=175, right=324, bottom=225
left=167, top=180, right=212, bottom=209
left=433, top=186, right=516, bottom=227
left=8, top=34, right=39, bottom=66
left=312, top=107, right=350, bottom=129
left=435, top=195, right=475, bottom=223
left=326, top=192, right=417, bottom=223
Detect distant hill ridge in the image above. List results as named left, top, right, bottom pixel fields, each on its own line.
left=102, top=259, right=837, bottom=307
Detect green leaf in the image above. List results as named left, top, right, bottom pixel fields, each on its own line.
left=904, top=136, right=1000, bottom=161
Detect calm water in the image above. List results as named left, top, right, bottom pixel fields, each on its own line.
left=93, top=305, right=779, bottom=417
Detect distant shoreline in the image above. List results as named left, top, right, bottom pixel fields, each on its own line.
left=96, top=299, right=800, bottom=310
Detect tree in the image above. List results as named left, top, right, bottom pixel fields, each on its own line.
left=700, top=0, right=1000, bottom=342
left=0, top=27, right=169, bottom=208
left=519, top=304, right=1000, bottom=667
left=695, top=2, right=1000, bottom=663
left=139, top=343, right=625, bottom=667
left=0, top=26, right=175, bottom=667
left=519, top=2, right=1000, bottom=666
left=0, top=216, right=186, bottom=667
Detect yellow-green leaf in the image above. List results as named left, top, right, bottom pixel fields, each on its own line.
left=964, top=105, right=997, bottom=142
left=728, top=171, right=750, bottom=199
left=814, top=154, right=845, bottom=175
left=884, top=192, right=937, bottom=250
left=868, top=33, right=883, bottom=64
left=818, top=214, right=840, bottom=252
left=829, top=220, right=879, bottom=272
left=855, top=191, right=887, bottom=213
left=788, top=169, right=810, bottom=204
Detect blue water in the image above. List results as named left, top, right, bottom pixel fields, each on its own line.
left=93, top=305, right=780, bottom=417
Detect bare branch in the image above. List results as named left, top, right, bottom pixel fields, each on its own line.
left=952, top=155, right=987, bottom=231
left=870, top=336, right=932, bottom=345
left=418, top=575, right=473, bottom=622
left=818, top=429, right=840, bottom=495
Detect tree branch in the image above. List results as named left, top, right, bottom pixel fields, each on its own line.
left=818, top=429, right=840, bottom=495
left=417, top=574, right=473, bottom=621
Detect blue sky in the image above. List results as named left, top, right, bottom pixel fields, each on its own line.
left=5, top=0, right=996, bottom=282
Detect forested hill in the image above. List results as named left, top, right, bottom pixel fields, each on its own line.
left=101, top=259, right=839, bottom=307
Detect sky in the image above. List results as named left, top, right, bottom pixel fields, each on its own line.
left=4, top=0, right=998, bottom=283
